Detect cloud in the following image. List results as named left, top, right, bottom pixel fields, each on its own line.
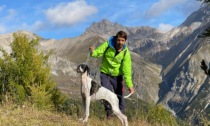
left=0, top=24, right=6, bottom=33
left=179, top=1, right=201, bottom=16
left=0, top=5, right=16, bottom=22
left=20, top=21, right=44, bottom=32
left=0, top=5, right=6, bottom=12
left=158, top=23, right=174, bottom=32
left=145, top=0, right=187, bottom=18
left=0, top=6, right=17, bottom=33
left=6, top=9, right=16, bottom=20
left=45, top=0, right=98, bottom=26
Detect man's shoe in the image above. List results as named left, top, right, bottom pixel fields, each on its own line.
left=106, top=110, right=113, bottom=120
left=106, top=115, right=113, bottom=120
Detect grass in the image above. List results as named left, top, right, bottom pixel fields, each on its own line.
left=0, top=101, right=179, bottom=126
left=0, top=102, right=81, bottom=126
left=0, top=102, right=151, bottom=126
left=0, top=98, right=187, bottom=126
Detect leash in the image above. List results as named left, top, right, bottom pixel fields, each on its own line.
left=86, top=41, right=133, bottom=104
left=80, top=46, right=92, bottom=122
left=124, top=91, right=134, bottom=98
left=85, top=49, right=91, bottom=65
left=86, top=43, right=99, bottom=80
left=102, top=69, right=133, bottom=105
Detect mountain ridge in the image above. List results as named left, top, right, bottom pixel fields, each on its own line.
left=0, top=5, right=209, bottom=125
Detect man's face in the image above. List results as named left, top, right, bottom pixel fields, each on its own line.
left=116, top=37, right=126, bottom=50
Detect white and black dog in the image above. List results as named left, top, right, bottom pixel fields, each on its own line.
left=77, top=64, right=128, bottom=126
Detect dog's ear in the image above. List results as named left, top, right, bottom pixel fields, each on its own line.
left=83, top=64, right=90, bottom=74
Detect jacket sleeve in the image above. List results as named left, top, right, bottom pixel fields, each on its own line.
left=91, top=41, right=109, bottom=58
left=122, top=49, right=133, bottom=88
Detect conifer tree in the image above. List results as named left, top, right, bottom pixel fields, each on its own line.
left=0, top=33, right=66, bottom=110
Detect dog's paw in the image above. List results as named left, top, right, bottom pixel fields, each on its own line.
left=79, top=118, right=88, bottom=124
left=79, top=118, right=83, bottom=121
left=82, top=119, right=88, bottom=123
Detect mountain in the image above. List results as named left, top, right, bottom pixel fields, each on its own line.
left=84, top=6, right=210, bottom=125
left=84, top=19, right=166, bottom=63
left=0, top=30, right=40, bottom=55
left=0, top=5, right=209, bottom=125
left=156, top=6, right=210, bottom=124
left=39, top=32, right=162, bottom=103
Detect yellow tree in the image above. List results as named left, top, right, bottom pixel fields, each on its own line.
left=0, top=33, right=66, bottom=110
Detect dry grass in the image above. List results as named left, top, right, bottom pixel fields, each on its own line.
left=0, top=103, right=81, bottom=126
left=87, top=117, right=151, bottom=126
left=0, top=102, right=154, bottom=126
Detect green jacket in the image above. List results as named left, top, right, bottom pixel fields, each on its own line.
left=91, top=36, right=133, bottom=88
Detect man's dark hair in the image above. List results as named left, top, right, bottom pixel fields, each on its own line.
left=116, top=31, right=127, bottom=41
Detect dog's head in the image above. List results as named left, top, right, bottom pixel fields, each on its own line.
left=77, top=64, right=90, bottom=74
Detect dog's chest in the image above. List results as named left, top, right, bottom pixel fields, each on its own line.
left=81, top=76, right=91, bottom=94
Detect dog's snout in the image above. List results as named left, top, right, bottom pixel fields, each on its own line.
left=77, top=68, right=80, bottom=73
left=76, top=65, right=80, bottom=72
left=77, top=64, right=88, bottom=74
left=77, top=65, right=82, bottom=73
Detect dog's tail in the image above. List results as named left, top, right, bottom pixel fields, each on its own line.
left=124, top=92, right=134, bottom=99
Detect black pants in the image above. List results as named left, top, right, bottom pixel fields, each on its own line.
left=100, top=72, right=125, bottom=114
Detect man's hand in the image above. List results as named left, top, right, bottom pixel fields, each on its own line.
left=89, top=45, right=94, bottom=53
left=124, top=87, right=135, bottom=98
left=128, top=87, right=134, bottom=94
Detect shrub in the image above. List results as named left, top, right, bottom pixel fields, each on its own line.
left=0, top=33, right=66, bottom=110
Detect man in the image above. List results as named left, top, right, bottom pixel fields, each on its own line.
left=89, top=31, right=134, bottom=118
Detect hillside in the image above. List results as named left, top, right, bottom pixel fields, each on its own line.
left=83, top=6, right=210, bottom=125
left=0, top=103, right=79, bottom=126
left=0, top=99, right=182, bottom=126
left=0, top=4, right=209, bottom=126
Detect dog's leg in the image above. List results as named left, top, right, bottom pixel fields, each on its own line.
left=82, top=96, right=86, bottom=121
left=83, top=96, right=91, bottom=123
left=112, top=106, right=128, bottom=126
left=105, top=93, right=128, bottom=126
left=92, top=88, right=128, bottom=126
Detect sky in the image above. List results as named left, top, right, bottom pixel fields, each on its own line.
left=0, top=0, right=202, bottom=40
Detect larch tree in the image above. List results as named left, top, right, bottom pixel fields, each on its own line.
left=0, top=33, right=66, bottom=110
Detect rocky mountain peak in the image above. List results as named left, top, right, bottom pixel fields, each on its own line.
left=84, top=19, right=164, bottom=41
left=83, top=19, right=127, bottom=38
left=0, top=5, right=209, bottom=125
left=181, top=6, right=210, bottom=27
left=100, top=19, right=113, bottom=26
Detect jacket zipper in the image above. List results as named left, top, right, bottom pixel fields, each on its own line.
left=109, top=50, right=121, bottom=75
